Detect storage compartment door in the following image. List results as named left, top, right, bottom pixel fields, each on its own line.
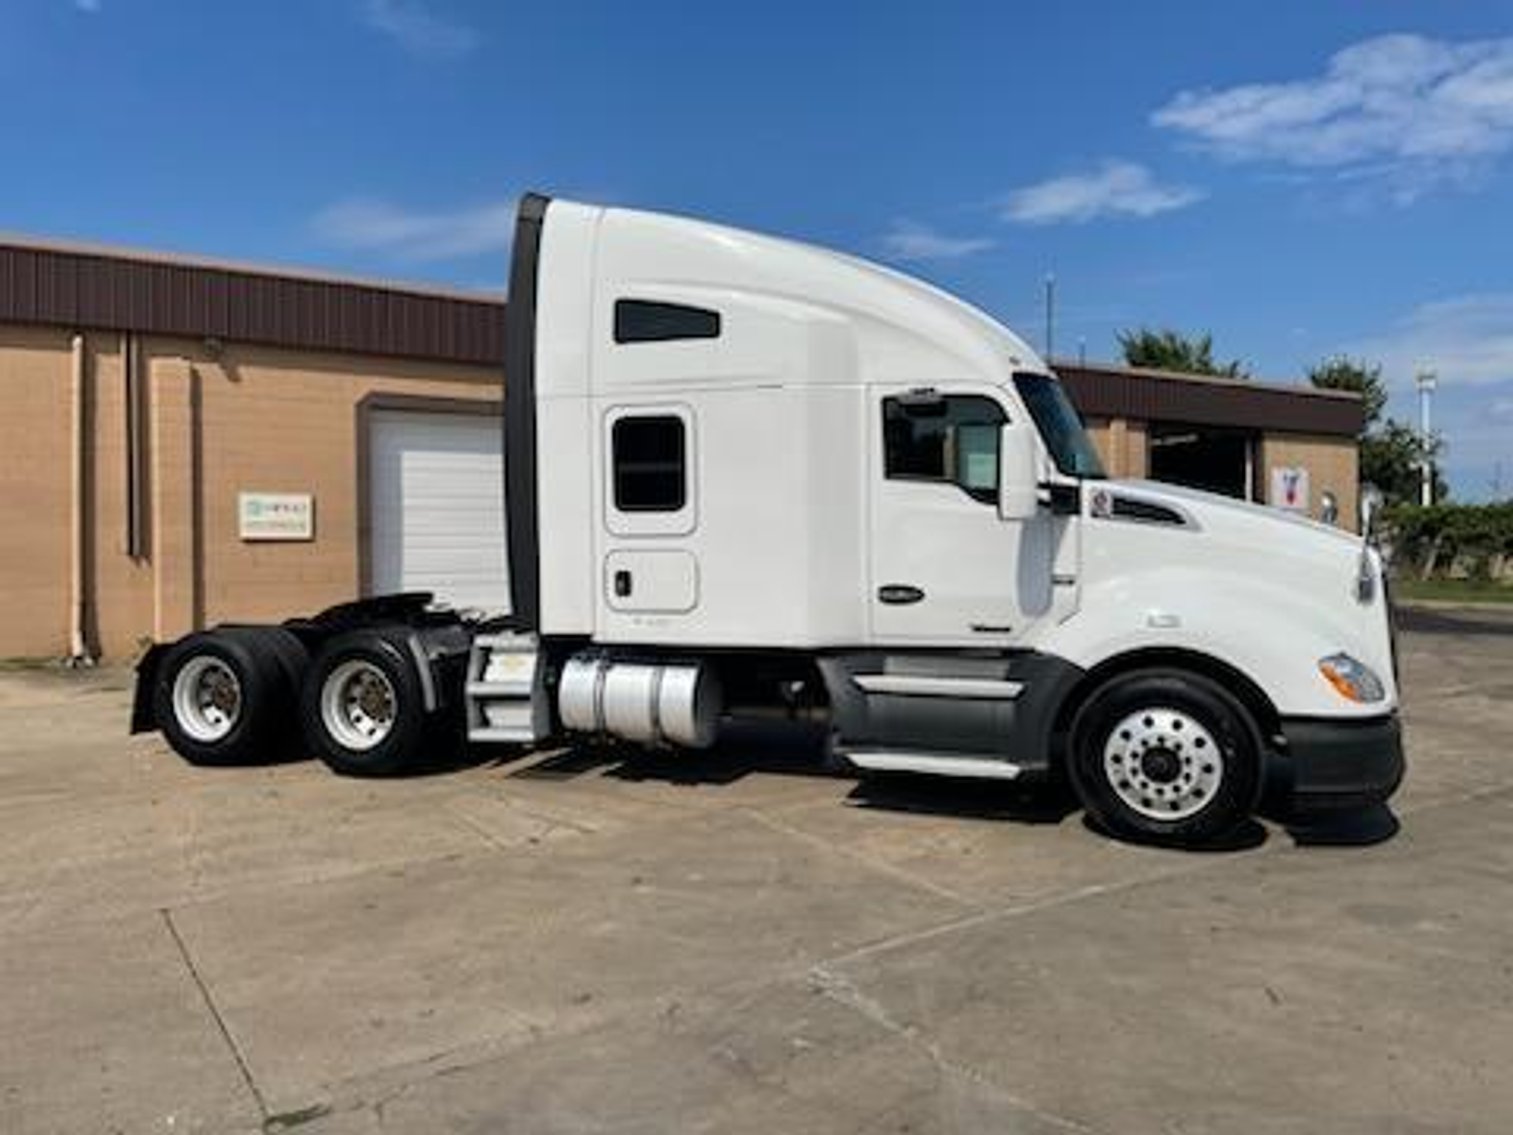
left=604, top=550, right=698, bottom=613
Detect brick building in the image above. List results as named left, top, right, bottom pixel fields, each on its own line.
left=1058, top=361, right=1363, bottom=523
left=0, top=235, right=1363, bottom=660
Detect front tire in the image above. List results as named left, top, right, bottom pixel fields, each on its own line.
left=1068, top=668, right=1263, bottom=847
left=301, top=631, right=431, bottom=776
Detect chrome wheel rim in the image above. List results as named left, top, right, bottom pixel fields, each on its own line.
left=1102, top=706, right=1223, bottom=821
left=320, top=660, right=397, bottom=752
left=171, top=656, right=242, bottom=743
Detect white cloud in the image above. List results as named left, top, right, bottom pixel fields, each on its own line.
left=359, top=0, right=477, bottom=60
left=1349, top=294, right=1513, bottom=389
left=73, top=0, right=101, bottom=11
left=1000, top=161, right=1203, bottom=225
left=879, top=219, right=994, bottom=261
left=1152, top=34, right=1513, bottom=194
left=313, top=197, right=514, bottom=261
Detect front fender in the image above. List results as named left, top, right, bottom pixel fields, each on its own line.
left=1033, top=568, right=1397, bottom=719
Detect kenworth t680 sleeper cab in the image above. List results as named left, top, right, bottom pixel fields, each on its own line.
left=132, top=194, right=1404, bottom=846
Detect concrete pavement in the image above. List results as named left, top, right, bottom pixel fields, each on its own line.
left=1, top=607, right=1510, bottom=1133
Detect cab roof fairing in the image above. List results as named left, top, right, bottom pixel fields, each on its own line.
left=555, top=201, right=1047, bottom=391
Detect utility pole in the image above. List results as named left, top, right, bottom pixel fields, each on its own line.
left=1415, top=368, right=1437, bottom=506
left=1043, top=273, right=1055, bottom=363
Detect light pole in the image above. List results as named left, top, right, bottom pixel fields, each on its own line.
left=1043, top=273, right=1055, bottom=362
left=1415, top=368, right=1437, bottom=506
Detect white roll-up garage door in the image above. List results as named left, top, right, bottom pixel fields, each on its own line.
left=369, top=409, right=510, bottom=613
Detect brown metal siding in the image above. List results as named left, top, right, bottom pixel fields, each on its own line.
left=1056, top=363, right=1363, bottom=438
left=0, top=243, right=505, bottom=366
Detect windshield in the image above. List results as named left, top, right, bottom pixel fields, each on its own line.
left=1013, top=372, right=1107, bottom=479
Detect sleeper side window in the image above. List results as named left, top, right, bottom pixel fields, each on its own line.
left=614, top=300, right=721, bottom=344
left=883, top=394, right=1006, bottom=504
left=612, top=415, right=686, bottom=512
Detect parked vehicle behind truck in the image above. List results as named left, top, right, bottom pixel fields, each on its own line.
left=133, top=194, right=1404, bottom=846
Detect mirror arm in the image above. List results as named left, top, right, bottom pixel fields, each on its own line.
left=1040, top=481, right=1081, bottom=516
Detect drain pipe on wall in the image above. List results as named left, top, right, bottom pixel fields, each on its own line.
left=68, top=332, right=96, bottom=667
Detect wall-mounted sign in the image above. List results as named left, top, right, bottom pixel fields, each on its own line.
left=1271, top=466, right=1310, bottom=513
left=239, top=492, right=314, bottom=541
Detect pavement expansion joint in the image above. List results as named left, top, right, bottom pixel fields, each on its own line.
left=807, top=965, right=1099, bottom=1133
left=159, top=906, right=270, bottom=1124
left=814, top=856, right=1209, bottom=974
left=739, top=805, right=983, bottom=908
left=443, top=803, right=525, bottom=852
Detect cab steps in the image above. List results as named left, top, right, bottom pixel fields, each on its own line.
left=465, top=631, right=550, bottom=744
left=842, top=749, right=1025, bottom=780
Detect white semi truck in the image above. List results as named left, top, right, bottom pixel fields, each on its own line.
left=132, top=194, right=1404, bottom=846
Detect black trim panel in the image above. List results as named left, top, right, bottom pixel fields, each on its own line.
left=817, top=651, right=1084, bottom=772
left=1281, top=714, right=1405, bottom=811
left=1111, top=496, right=1183, bottom=525
left=503, top=193, right=550, bottom=630
left=1045, top=482, right=1081, bottom=515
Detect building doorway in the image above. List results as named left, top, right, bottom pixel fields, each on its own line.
left=367, top=408, right=510, bottom=612
left=1148, top=424, right=1258, bottom=501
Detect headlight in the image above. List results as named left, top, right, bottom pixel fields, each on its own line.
left=1318, top=653, right=1386, bottom=704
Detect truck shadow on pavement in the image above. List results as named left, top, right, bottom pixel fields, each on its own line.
left=515, top=720, right=1399, bottom=851
left=846, top=775, right=1080, bottom=827
left=519, top=723, right=1084, bottom=828
left=1258, top=759, right=1401, bottom=848
left=514, top=720, right=838, bottom=787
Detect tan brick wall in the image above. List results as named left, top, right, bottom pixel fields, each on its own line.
left=149, top=358, right=198, bottom=642
left=1260, top=432, right=1359, bottom=532
left=1085, top=419, right=1111, bottom=470
left=90, top=337, right=156, bottom=659
left=1085, top=416, right=1149, bottom=479
left=0, top=325, right=500, bottom=660
left=0, top=326, right=73, bottom=658
left=168, top=337, right=499, bottom=639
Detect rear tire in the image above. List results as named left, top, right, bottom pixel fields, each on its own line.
left=153, top=628, right=306, bottom=766
left=1068, top=668, right=1262, bottom=847
left=301, top=630, right=431, bottom=777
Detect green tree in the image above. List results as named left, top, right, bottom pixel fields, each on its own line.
left=1307, top=356, right=1388, bottom=425
left=1306, top=356, right=1446, bottom=506
left=1360, top=421, right=1446, bottom=506
left=1117, top=327, right=1247, bottom=378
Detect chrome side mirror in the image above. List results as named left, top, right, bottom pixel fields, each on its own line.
left=1320, top=490, right=1339, bottom=526
left=1360, top=485, right=1383, bottom=542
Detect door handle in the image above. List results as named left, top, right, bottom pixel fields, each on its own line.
left=614, top=569, right=633, bottom=598
left=878, top=584, right=925, bottom=605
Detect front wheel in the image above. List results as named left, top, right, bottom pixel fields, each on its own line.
left=1068, top=668, right=1263, bottom=847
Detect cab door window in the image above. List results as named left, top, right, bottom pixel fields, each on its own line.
left=882, top=394, right=1006, bottom=504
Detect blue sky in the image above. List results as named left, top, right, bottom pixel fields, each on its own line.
left=2, top=1, right=1511, bottom=499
